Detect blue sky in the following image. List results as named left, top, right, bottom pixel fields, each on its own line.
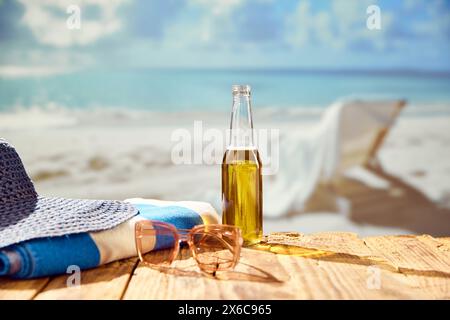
left=0, top=0, right=449, bottom=75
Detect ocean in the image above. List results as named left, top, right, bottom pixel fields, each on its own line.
left=1, top=69, right=450, bottom=112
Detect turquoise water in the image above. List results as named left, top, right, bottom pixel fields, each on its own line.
left=1, top=69, right=450, bottom=111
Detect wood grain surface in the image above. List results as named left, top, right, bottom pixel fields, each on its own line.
left=1, top=233, right=449, bottom=299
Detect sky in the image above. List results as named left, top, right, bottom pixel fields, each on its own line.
left=0, top=0, right=449, bottom=75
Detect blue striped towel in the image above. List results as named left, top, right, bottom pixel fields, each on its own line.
left=0, top=198, right=219, bottom=279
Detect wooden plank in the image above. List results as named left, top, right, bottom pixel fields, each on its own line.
left=210, top=248, right=293, bottom=299
left=124, top=233, right=432, bottom=300
left=406, top=236, right=450, bottom=299
left=0, top=278, right=49, bottom=300
left=125, top=249, right=236, bottom=299
left=278, top=253, right=425, bottom=299
left=124, top=247, right=295, bottom=300
left=403, top=273, right=450, bottom=299
left=2, top=234, right=449, bottom=300
left=265, top=232, right=378, bottom=258
left=33, top=258, right=137, bottom=300
left=262, top=232, right=378, bottom=263
left=363, top=235, right=450, bottom=275
left=418, top=235, right=450, bottom=260
left=363, top=235, right=450, bottom=299
left=261, top=233, right=427, bottom=299
left=437, top=237, right=450, bottom=251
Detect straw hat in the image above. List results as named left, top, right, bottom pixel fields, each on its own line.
left=0, top=139, right=138, bottom=248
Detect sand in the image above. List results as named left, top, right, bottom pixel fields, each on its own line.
left=1, top=105, right=449, bottom=236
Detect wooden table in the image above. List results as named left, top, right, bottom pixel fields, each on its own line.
left=1, top=233, right=449, bottom=299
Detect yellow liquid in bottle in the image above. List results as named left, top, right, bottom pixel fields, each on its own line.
left=222, top=148, right=263, bottom=246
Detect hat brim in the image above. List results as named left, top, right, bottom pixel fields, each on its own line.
left=0, top=196, right=138, bottom=248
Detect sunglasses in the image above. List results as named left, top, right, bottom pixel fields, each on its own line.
left=135, top=221, right=243, bottom=274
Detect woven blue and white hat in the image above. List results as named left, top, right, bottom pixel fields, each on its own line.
left=0, top=139, right=138, bottom=248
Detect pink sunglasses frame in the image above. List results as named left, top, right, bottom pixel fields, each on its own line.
left=135, top=221, right=243, bottom=273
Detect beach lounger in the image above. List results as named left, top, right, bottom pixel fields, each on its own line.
left=331, top=99, right=406, bottom=177
left=264, top=98, right=406, bottom=217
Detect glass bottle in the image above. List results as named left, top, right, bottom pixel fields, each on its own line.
left=222, top=85, right=263, bottom=246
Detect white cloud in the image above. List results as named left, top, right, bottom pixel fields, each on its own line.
left=285, top=0, right=310, bottom=47
left=190, top=0, right=243, bottom=16
left=415, top=1, right=450, bottom=40
left=18, top=0, right=128, bottom=48
left=0, top=65, right=72, bottom=78
left=162, top=0, right=244, bottom=48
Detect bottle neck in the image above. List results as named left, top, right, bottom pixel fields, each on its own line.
left=229, top=93, right=255, bottom=149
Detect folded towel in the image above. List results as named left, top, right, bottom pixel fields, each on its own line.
left=0, top=198, right=219, bottom=279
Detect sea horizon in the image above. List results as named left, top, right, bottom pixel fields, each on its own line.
left=1, top=67, right=450, bottom=112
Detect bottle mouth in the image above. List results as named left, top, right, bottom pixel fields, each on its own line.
left=232, top=85, right=251, bottom=95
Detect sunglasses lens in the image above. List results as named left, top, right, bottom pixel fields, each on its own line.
left=136, top=222, right=178, bottom=266
left=191, top=226, right=239, bottom=272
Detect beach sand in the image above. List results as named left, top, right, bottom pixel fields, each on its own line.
left=1, top=106, right=449, bottom=237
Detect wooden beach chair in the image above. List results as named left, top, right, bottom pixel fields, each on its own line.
left=324, top=98, right=407, bottom=182
left=264, top=98, right=407, bottom=217
left=307, top=99, right=407, bottom=214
